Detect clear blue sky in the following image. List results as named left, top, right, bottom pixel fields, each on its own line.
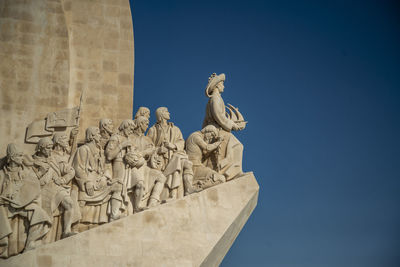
left=130, top=1, right=400, bottom=266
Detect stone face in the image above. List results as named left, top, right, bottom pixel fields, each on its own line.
left=1, top=173, right=259, bottom=267
left=0, top=0, right=134, bottom=156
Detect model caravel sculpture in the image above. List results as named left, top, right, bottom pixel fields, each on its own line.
left=0, top=73, right=247, bottom=259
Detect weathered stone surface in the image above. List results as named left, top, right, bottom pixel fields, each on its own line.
left=0, top=0, right=134, bottom=156
left=2, top=172, right=259, bottom=267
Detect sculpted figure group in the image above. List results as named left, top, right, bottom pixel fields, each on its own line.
left=0, top=73, right=247, bottom=259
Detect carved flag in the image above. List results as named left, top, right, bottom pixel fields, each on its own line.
left=25, top=107, right=80, bottom=143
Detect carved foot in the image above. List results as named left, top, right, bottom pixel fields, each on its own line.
left=133, top=206, right=149, bottom=213
left=184, top=186, right=203, bottom=196
left=24, top=241, right=39, bottom=252
left=62, top=232, right=78, bottom=239
left=109, top=214, right=121, bottom=222
left=148, top=198, right=161, bottom=207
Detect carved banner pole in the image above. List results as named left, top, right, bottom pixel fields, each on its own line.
left=69, top=89, right=85, bottom=164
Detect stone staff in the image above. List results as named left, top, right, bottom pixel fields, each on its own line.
left=68, top=89, right=85, bottom=164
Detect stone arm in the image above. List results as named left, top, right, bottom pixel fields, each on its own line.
left=32, top=160, right=55, bottom=186
left=69, top=127, right=79, bottom=147
left=32, top=160, right=49, bottom=179
left=194, top=135, right=221, bottom=155
left=142, top=143, right=156, bottom=159
left=55, top=163, right=75, bottom=186
left=173, top=127, right=185, bottom=151
left=72, top=147, right=89, bottom=191
left=209, top=95, right=236, bottom=132
left=105, top=137, right=122, bottom=162
left=146, top=126, right=157, bottom=146
left=0, top=171, right=6, bottom=200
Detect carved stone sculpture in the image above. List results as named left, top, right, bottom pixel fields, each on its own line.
left=0, top=144, right=51, bottom=258
left=105, top=120, right=135, bottom=221
left=134, top=107, right=151, bottom=120
left=72, top=127, right=114, bottom=228
left=203, top=73, right=246, bottom=180
left=0, top=72, right=252, bottom=262
left=123, top=150, right=166, bottom=212
left=185, top=125, right=226, bottom=189
left=48, top=133, right=81, bottom=241
left=99, top=119, right=114, bottom=150
left=147, top=107, right=198, bottom=199
left=130, top=116, right=156, bottom=159
left=32, top=137, right=79, bottom=239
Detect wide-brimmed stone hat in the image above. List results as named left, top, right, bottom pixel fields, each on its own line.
left=205, top=73, right=225, bottom=97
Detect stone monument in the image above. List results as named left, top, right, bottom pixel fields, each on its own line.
left=0, top=1, right=259, bottom=265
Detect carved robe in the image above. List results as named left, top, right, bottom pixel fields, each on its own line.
left=129, top=133, right=155, bottom=159
left=185, top=131, right=224, bottom=188
left=147, top=123, right=185, bottom=154
left=73, top=142, right=111, bottom=224
left=106, top=133, right=129, bottom=185
left=39, top=150, right=80, bottom=243
left=203, top=92, right=244, bottom=180
left=124, top=164, right=166, bottom=211
left=147, top=122, right=187, bottom=192
left=32, top=154, right=76, bottom=220
left=0, top=166, right=51, bottom=258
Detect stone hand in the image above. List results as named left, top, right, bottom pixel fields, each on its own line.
left=163, top=141, right=176, bottom=150
left=54, top=176, right=65, bottom=186
left=120, top=141, right=132, bottom=149
left=40, top=174, right=51, bottom=186
left=86, top=181, right=95, bottom=196
left=157, top=146, right=168, bottom=155
left=35, top=162, right=49, bottom=174
left=70, top=126, right=79, bottom=137
left=232, top=123, right=241, bottom=131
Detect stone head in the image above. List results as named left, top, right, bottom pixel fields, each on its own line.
left=52, top=132, right=69, bottom=151
left=201, top=125, right=218, bottom=142
left=36, top=137, right=53, bottom=157
left=155, top=107, right=170, bottom=122
left=85, top=127, right=101, bottom=144
left=99, top=118, right=114, bottom=135
left=135, top=116, right=149, bottom=133
left=205, top=73, right=225, bottom=97
left=6, top=143, right=24, bottom=166
left=135, top=107, right=150, bottom=120
left=118, top=119, right=135, bottom=137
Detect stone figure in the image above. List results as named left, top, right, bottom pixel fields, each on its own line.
left=52, top=133, right=73, bottom=163
left=99, top=118, right=114, bottom=150
left=185, top=125, right=226, bottom=189
left=0, top=144, right=51, bottom=258
left=105, top=120, right=135, bottom=220
left=147, top=107, right=198, bottom=198
left=73, top=127, right=111, bottom=227
left=134, top=106, right=150, bottom=120
left=123, top=150, right=166, bottom=212
left=32, top=137, right=79, bottom=239
left=98, top=119, right=114, bottom=185
left=130, top=116, right=156, bottom=159
left=203, top=73, right=246, bottom=180
left=50, top=133, right=81, bottom=241
left=0, top=70, right=251, bottom=261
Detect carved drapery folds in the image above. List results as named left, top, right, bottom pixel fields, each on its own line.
left=0, top=73, right=247, bottom=259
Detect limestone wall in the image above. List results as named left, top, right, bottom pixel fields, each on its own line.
left=0, top=0, right=134, bottom=156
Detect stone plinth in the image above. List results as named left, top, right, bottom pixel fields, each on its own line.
left=2, top=173, right=259, bottom=267
left=0, top=0, right=134, bottom=156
